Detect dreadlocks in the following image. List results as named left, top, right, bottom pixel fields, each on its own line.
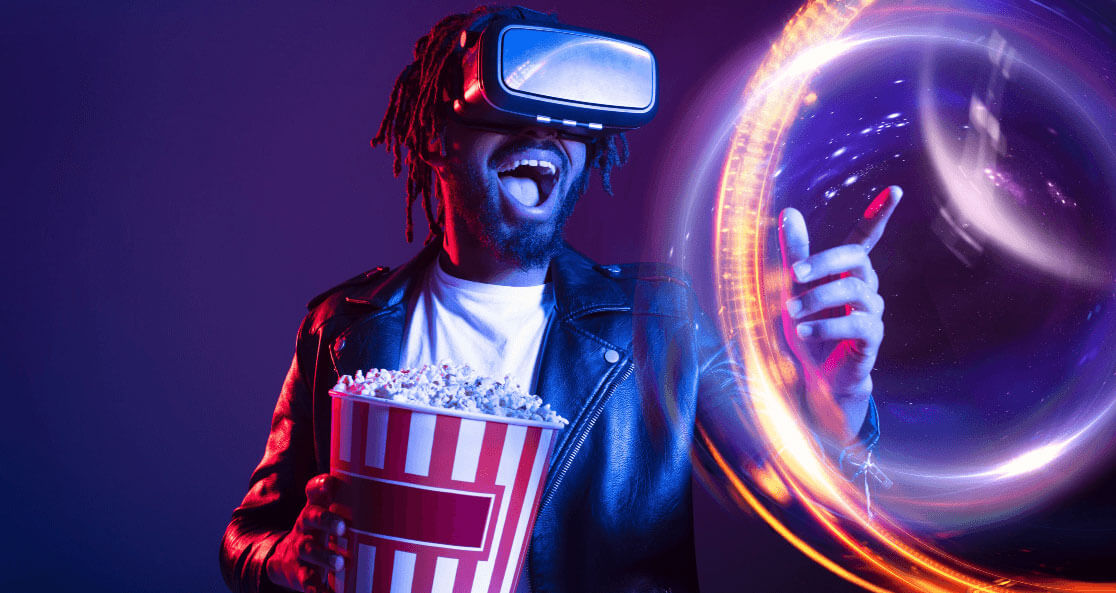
left=371, top=6, right=630, bottom=244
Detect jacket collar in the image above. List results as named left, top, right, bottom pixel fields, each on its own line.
left=342, top=236, right=633, bottom=319
left=341, top=236, right=441, bottom=310
left=550, top=242, right=632, bottom=318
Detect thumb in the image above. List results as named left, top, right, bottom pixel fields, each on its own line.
left=779, top=208, right=810, bottom=277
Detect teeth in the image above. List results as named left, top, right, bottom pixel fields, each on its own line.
left=497, top=158, right=558, bottom=176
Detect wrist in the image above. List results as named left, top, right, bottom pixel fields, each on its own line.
left=804, top=373, right=871, bottom=438
left=837, top=394, right=871, bottom=442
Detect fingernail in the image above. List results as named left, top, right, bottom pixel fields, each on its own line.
left=336, top=520, right=346, bottom=535
left=785, top=298, right=803, bottom=318
left=888, top=185, right=903, bottom=201
left=796, top=323, right=813, bottom=339
left=792, top=262, right=811, bottom=282
left=333, top=555, right=344, bottom=571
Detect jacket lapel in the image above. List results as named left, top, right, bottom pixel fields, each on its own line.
left=535, top=244, right=633, bottom=466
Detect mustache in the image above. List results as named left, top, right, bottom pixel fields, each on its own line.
left=489, top=138, right=568, bottom=172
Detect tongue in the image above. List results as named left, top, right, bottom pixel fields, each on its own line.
left=503, top=176, right=541, bottom=207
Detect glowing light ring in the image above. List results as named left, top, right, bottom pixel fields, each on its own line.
left=711, top=1, right=1116, bottom=591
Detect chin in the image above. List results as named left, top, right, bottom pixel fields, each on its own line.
left=451, top=160, right=583, bottom=270
left=499, top=232, right=564, bottom=269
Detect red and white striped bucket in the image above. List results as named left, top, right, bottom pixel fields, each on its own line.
left=327, top=390, right=563, bottom=593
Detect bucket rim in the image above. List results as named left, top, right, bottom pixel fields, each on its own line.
left=329, top=389, right=567, bottom=430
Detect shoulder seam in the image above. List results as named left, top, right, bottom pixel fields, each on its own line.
left=597, top=262, right=693, bottom=288
left=305, top=266, right=391, bottom=311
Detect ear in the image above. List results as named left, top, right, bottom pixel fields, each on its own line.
left=417, top=127, right=449, bottom=169
left=420, top=96, right=456, bottom=167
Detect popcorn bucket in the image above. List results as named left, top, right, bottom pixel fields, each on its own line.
left=328, top=391, right=563, bottom=593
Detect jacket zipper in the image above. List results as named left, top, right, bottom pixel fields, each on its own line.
left=527, top=359, right=635, bottom=592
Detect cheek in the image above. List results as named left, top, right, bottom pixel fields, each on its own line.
left=442, top=124, right=501, bottom=167
left=564, top=140, right=589, bottom=180
left=443, top=140, right=494, bottom=184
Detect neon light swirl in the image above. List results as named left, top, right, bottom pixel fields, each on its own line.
left=710, top=0, right=1116, bottom=591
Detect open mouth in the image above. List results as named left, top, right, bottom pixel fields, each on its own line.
left=496, top=158, right=558, bottom=208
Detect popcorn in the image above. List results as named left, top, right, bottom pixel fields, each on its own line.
left=333, top=361, right=568, bottom=426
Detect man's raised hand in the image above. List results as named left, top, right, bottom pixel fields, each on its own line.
left=778, top=185, right=902, bottom=439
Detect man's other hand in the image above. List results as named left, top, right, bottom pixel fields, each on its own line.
left=266, top=474, right=347, bottom=593
left=778, top=185, right=902, bottom=440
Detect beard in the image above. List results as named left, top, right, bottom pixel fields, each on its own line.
left=450, top=152, right=588, bottom=270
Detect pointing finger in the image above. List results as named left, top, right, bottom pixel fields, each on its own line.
left=846, top=185, right=903, bottom=252
left=779, top=208, right=810, bottom=280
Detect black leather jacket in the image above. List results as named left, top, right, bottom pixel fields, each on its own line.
left=220, top=239, right=878, bottom=593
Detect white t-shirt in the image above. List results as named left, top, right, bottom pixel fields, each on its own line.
left=401, top=257, right=556, bottom=394
left=401, top=258, right=553, bottom=592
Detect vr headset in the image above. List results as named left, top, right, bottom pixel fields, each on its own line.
left=452, top=12, right=658, bottom=138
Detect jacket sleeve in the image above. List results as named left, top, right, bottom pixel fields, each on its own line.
left=220, top=315, right=321, bottom=593
left=691, top=294, right=766, bottom=475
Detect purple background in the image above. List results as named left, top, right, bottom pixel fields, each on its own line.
left=3, top=2, right=867, bottom=591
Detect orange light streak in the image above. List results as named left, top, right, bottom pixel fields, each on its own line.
left=709, top=0, right=1116, bottom=591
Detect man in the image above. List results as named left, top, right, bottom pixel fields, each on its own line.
left=220, top=6, right=896, bottom=592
